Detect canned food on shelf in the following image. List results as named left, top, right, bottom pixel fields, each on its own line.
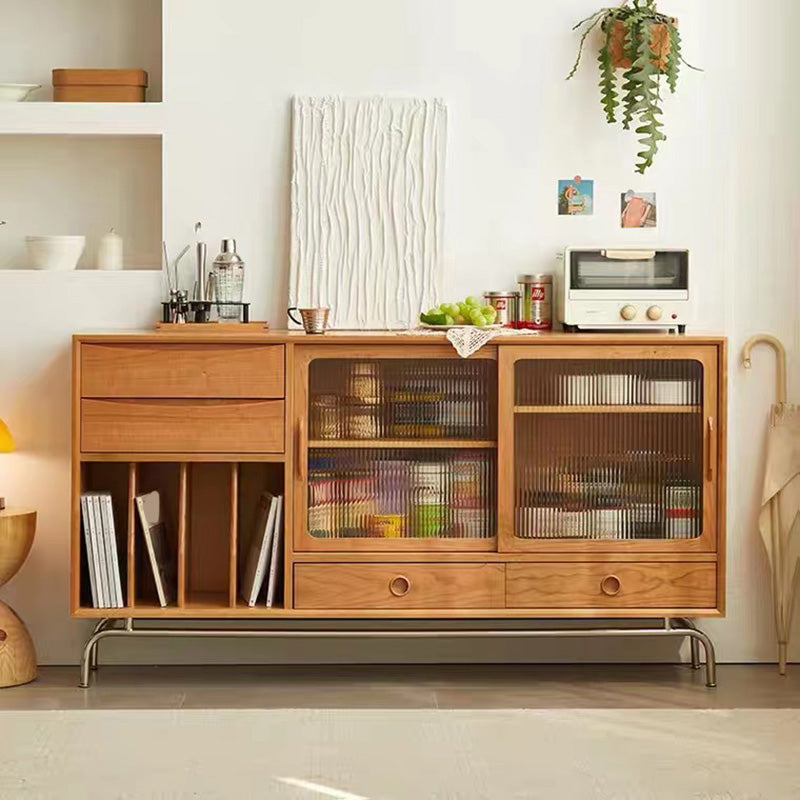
left=483, top=291, right=519, bottom=328
left=518, top=274, right=553, bottom=331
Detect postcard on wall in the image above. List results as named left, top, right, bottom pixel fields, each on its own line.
left=621, top=190, right=657, bottom=228
left=558, top=176, right=594, bottom=216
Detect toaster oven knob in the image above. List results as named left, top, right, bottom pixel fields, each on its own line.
left=647, top=305, right=663, bottom=321
left=620, top=305, right=638, bottom=321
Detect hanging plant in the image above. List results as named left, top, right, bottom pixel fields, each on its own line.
left=567, top=0, right=699, bottom=174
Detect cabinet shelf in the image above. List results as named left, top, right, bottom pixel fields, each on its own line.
left=309, top=439, right=497, bottom=449
left=514, top=405, right=701, bottom=415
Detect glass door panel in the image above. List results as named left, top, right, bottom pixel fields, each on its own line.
left=500, top=347, right=717, bottom=552
left=296, top=348, right=498, bottom=551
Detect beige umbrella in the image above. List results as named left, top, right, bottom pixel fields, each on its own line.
left=743, top=334, right=799, bottom=674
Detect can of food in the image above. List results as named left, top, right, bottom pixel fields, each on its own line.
left=368, top=514, right=405, bottom=538
left=483, top=291, right=519, bottom=328
left=517, top=274, right=553, bottom=330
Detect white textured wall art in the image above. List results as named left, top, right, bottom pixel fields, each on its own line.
left=290, top=96, right=446, bottom=329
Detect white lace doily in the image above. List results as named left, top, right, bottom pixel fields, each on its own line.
left=446, top=326, right=500, bottom=358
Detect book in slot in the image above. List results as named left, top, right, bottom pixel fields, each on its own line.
left=240, top=492, right=280, bottom=607
left=80, top=492, right=124, bottom=608
left=135, top=490, right=177, bottom=608
left=265, top=496, right=284, bottom=608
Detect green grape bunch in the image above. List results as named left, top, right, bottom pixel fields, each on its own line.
left=419, top=296, right=498, bottom=328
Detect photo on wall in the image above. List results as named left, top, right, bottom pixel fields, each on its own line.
left=558, top=176, right=594, bottom=216
left=621, top=190, right=657, bottom=228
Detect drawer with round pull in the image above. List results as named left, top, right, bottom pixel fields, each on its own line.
left=294, top=563, right=505, bottom=610
left=506, top=562, right=716, bottom=609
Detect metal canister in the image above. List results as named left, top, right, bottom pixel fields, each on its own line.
left=483, top=291, right=519, bottom=328
left=517, top=274, right=553, bottom=330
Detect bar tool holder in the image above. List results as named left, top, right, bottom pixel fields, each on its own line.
left=161, top=300, right=250, bottom=324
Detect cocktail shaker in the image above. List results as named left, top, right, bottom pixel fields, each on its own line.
left=212, top=239, right=245, bottom=320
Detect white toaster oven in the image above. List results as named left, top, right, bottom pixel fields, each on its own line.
left=557, top=248, right=690, bottom=332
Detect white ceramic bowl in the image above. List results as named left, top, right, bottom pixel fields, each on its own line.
left=0, top=84, right=42, bottom=102
left=26, top=236, right=86, bottom=271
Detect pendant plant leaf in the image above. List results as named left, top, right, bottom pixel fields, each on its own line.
left=566, top=0, right=700, bottom=172
left=598, top=24, right=619, bottom=123
left=620, top=21, right=644, bottom=130
left=630, top=27, right=666, bottom=173
left=567, top=10, right=609, bottom=81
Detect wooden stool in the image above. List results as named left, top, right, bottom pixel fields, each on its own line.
left=0, top=509, right=37, bottom=687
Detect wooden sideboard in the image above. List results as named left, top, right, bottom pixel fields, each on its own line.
left=71, top=331, right=727, bottom=621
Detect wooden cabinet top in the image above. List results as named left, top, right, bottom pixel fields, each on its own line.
left=73, top=330, right=727, bottom=346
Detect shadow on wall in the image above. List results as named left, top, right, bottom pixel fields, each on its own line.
left=267, top=98, right=293, bottom=322
left=7, top=345, right=72, bottom=458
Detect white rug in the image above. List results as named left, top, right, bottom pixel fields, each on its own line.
left=1, top=709, right=798, bottom=799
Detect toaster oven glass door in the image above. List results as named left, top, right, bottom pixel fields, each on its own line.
left=570, top=251, right=688, bottom=291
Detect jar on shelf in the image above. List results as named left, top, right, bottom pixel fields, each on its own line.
left=348, top=362, right=381, bottom=403
left=311, top=394, right=341, bottom=439
left=344, top=402, right=380, bottom=439
left=412, top=462, right=446, bottom=537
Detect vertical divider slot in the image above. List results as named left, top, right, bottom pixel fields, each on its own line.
left=229, top=463, right=239, bottom=607
left=178, top=462, right=189, bottom=607
left=126, top=462, right=138, bottom=608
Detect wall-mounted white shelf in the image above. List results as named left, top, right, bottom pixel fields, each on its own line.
left=1, top=0, right=163, bottom=103
left=0, top=103, right=164, bottom=136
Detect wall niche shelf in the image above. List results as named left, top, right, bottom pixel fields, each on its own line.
left=0, top=135, right=163, bottom=272
left=1, top=0, right=163, bottom=104
left=0, top=103, right=164, bottom=137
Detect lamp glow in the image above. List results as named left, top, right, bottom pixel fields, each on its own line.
left=0, top=419, right=14, bottom=453
left=0, top=418, right=13, bottom=510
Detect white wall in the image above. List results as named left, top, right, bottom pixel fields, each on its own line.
left=1, top=0, right=797, bottom=666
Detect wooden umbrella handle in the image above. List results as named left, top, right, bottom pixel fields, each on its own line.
left=742, top=334, right=788, bottom=405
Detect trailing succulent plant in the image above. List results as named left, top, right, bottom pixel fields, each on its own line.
left=567, top=0, right=698, bottom=173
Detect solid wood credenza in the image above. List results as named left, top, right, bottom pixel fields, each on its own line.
left=71, top=331, right=727, bottom=685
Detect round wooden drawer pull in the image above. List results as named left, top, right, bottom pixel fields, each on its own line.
left=389, top=575, right=412, bottom=597
left=601, top=575, right=622, bottom=597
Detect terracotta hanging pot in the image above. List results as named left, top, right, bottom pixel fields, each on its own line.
left=608, top=18, right=675, bottom=71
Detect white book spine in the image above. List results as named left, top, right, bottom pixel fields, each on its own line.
left=86, top=494, right=109, bottom=608
left=266, top=497, right=284, bottom=608
left=102, top=494, right=124, bottom=608
left=80, top=496, right=99, bottom=608
left=97, top=495, right=117, bottom=608
left=90, top=495, right=110, bottom=608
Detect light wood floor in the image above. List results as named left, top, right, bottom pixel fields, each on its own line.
left=1, top=664, right=798, bottom=710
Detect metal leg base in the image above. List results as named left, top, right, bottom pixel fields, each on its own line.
left=78, top=617, right=718, bottom=689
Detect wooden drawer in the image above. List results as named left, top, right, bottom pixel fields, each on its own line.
left=81, top=399, right=284, bottom=453
left=506, top=562, right=717, bottom=609
left=294, top=563, right=506, bottom=610
left=81, top=343, right=284, bottom=398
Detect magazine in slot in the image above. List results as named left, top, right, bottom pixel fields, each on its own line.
left=135, top=463, right=180, bottom=608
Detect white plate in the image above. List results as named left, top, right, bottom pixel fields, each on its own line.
left=418, top=323, right=504, bottom=330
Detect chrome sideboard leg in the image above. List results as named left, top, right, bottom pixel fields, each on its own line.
left=87, top=618, right=114, bottom=673
left=676, top=618, right=702, bottom=671
left=687, top=626, right=718, bottom=688
left=79, top=620, right=124, bottom=688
